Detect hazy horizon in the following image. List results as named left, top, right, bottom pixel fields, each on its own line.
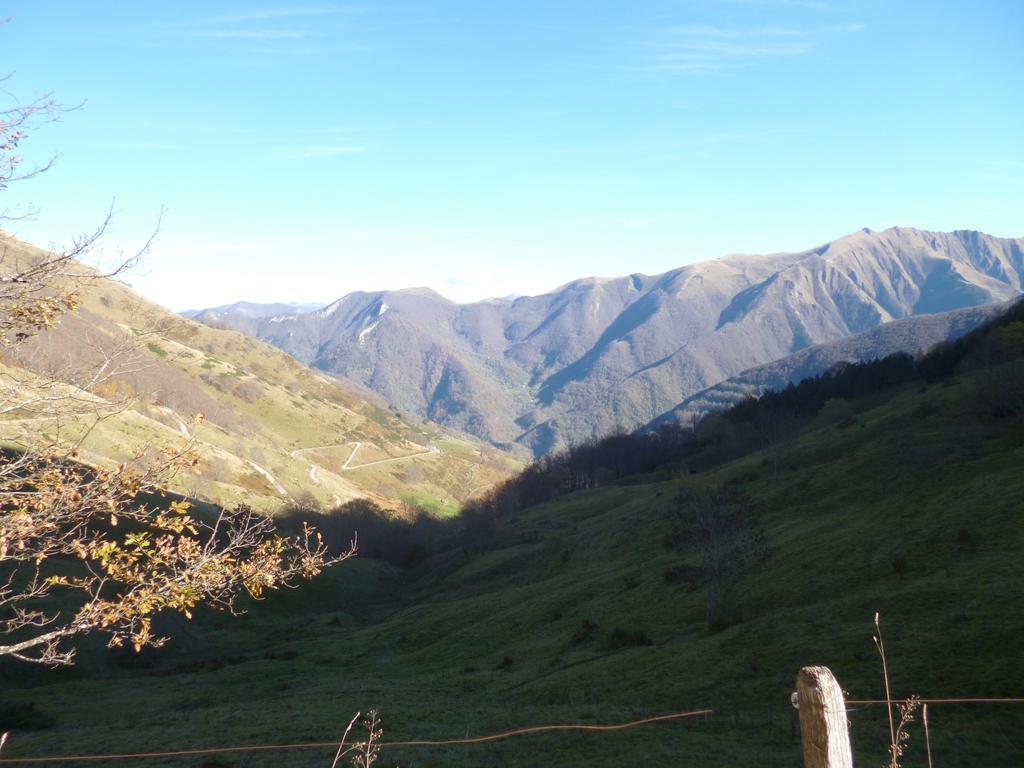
left=169, top=222, right=1024, bottom=315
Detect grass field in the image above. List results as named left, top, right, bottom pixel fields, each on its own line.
left=3, top=356, right=1022, bottom=766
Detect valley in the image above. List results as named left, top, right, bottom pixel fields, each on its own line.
left=5, top=307, right=1022, bottom=766
left=191, top=228, right=1024, bottom=455
left=3, top=230, right=1022, bottom=768
left=3, top=6, right=1022, bottom=765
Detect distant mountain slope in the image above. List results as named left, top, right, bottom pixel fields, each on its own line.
left=0, top=234, right=518, bottom=514
left=645, top=301, right=1007, bottom=429
left=182, top=301, right=326, bottom=336
left=182, top=301, right=326, bottom=319
left=191, top=227, right=1024, bottom=454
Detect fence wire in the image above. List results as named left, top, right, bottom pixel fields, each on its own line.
left=3, top=695, right=1021, bottom=764
left=0, top=708, right=714, bottom=764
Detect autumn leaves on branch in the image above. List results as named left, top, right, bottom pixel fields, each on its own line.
left=0, top=74, right=352, bottom=666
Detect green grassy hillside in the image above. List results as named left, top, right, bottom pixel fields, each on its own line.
left=0, top=234, right=520, bottom=516
left=3, top=350, right=1023, bottom=765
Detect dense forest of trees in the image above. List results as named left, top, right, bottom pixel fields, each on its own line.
left=283, top=297, right=1024, bottom=569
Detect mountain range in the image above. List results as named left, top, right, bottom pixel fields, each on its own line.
left=182, top=301, right=327, bottom=334
left=189, top=227, right=1024, bottom=454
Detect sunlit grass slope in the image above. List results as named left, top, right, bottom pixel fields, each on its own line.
left=3, top=338, right=1023, bottom=766
left=0, top=234, right=520, bottom=515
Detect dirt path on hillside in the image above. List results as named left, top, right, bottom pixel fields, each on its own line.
left=289, top=442, right=355, bottom=458
left=462, top=461, right=492, bottom=501
left=341, top=442, right=363, bottom=469
left=158, top=406, right=190, bottom=437
left=292, top=440, right=435, bottom=472
left=342, top=443, right=436, bottom=470
left=245, top=459, right=290, bottom=498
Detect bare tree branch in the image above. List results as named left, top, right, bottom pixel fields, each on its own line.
left=0, top=69, right=352, bottom=666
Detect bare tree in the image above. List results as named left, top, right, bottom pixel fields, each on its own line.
left=669, top=483, right=768, bottom=630
left=0, top=71, right=354, bottom=665
left=0, top=72, right=64, bottom=210
left=753, top=402, right=800, bottom=480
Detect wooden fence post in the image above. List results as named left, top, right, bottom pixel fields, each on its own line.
left=795, top=665, right=854, bottom=768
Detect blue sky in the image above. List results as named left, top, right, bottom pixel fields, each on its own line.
left=3, top=1, right=1022, bottom=309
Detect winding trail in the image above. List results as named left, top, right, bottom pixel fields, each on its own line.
left=291, top=440, right=434, bottom=472
left=157, top=406, right=190, bottom=437
left=161, top=408, right=293, bottom=502
left=157, top=407, right=294, bottom=500
left=349, top=452, right=433, bottom=470
left=342, top=444, right=435, bottom=471
left=289, top=442, right=353, bottom=458
left=245, top=459, right=290, bottom=498
left=462, top=461, right=492, bottom=501
left=341, top=442, right=363, bottom=469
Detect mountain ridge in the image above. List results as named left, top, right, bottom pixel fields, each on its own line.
left=189, top=227, right=1024, bottom=454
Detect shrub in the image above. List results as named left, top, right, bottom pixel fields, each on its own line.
left=570, top=619, right=598, bottom=645
left=663, top=562, right=701, bottom=586
left=891, top=554, right=909, bottom=580
left=606, top=628, right=653, bottom=650
left=0, top=702, right=56, bottom=731
left=955, top=527, right=976, bottom=555
left=233, top=378, right=265, bottom=403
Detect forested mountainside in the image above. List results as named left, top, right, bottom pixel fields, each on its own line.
left=192, top=227, right=1023, bottom=454
left=647, top=300, right=1006, bottom=428
left=0, top=234, right=518, bottom=516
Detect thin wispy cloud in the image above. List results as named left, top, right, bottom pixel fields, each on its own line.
left=656, top=128, right=790, bottom=160
left=290, top=145, right=367, bottom=158
left=641, top=22, right=865, bottom=73
left=84, top=141, right=188, bottom=152
left=210, top=6, right=359, bottom=23
left=724, top=0, right=834, bottom=9
left=978, top=171, right=1023, bottom=186
left=190, top=29, right=311, bottom=40
left=596, top=212, right=689, bottom=229
left=165, top=5, right=361, bottom=47
left=294, top=123, right=396, bottom=136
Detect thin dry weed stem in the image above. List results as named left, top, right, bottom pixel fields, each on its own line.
left=923, top=703, right=934, bottom=768
left=329, top=710, right=383, bottom=768
left=330, top=712, right=361, bottom=768
left=873, top=612, right=897, bottom=751
left=873, top=613, right=922, bottom=768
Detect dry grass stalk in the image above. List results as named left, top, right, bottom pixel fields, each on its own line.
left=330, top=712, right=361, bottom=768
left=329, top=710, right=383, bottom=768
left=923, top=703, right=934, bottom=768
left=873, top=612, right=921, bottom=768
